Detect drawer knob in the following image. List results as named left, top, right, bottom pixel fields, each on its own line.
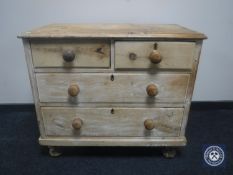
left=63, top=50, right=75, bottom=62
left=72, top=118, right=83, bottom=129
left=149, top=50, right=162, bottom=64
left=144, top=119, right=155, bottom=130
left=146, top=84, right=158, bottom=97
left=129, top=53, right=137, bottom=60
left=68, top=84, right=80, bottom=97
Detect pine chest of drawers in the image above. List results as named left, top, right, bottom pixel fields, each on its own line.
left=19, top=24, right=206, bottom=157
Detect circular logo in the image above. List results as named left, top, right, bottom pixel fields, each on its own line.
left=204, top=146, right=225, bottom=166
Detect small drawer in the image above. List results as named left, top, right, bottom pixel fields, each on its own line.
left=31, top=40, right=110, bottom=68
left=36, top=73, right=189, bottom=103
left=115, top=41, right=195, bottom=70
left=42, top=107, right=184, bottom=137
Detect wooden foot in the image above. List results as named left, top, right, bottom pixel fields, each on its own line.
left=162, top=147, right=176, bottom=158
left=48, top=146, right=62, bottom=157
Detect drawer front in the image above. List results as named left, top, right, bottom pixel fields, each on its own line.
left=115, top=41, right=195, bottom=70
left=42, top=107, right=184, bottom=137
left=31, top=40, right=110, bottom=68
left=36, top=73, right=189, bottom=103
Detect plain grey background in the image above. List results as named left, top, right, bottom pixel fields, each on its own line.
left=0, top=0, right=233, bottom=103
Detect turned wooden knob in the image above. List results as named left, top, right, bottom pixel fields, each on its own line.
left=149, top=50, right=162, bottom=64
left=72, top=118, right=82, bottom=129
left=68, top=84, right=80, bottom=97
left=146, top=84, right=158, bottom=97
left=63, top=50, right=75, bottom=62
left=129, top=52, right=137, bottom=60
left=144, top=119, right=155, bottom=130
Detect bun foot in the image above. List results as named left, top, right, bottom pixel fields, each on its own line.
left=48, top=146, right=62, bottom=157
left=162, top=147, right=176, bottom=158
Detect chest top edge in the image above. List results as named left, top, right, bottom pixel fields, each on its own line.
left=18, top=23, right=207, bottom=40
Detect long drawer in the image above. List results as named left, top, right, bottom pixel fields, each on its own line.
left=36, top=73, right=190, bottom=103
left=115, top=41, right=195, bottom=70
left=42, top=107, right=184, bottom=137
left=31, top=40, right=110, bottom=68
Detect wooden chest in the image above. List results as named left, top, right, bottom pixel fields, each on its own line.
left=19, top=24, right=206, bottom=157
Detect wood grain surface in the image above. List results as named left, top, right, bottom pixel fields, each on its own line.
left=31, top=40, right=110, bottom=68
left=115, top=41, right=195, bottom=70
left=36, top=73, right=190, bottom=103
left=18, top=24, right=207, bottom=40
left=42, top=107, right=184, bottom=137
left=39, top=137, right=187, bottom=146
left=19, top=24, right=206, bottom=147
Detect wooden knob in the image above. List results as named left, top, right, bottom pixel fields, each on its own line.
left=129, top=53, right=137, bottom=60
left=68, top=84, right=80, bottom=97
left=146, top=84, right=158, bottom=97
left=72, top=118, right=82, bottom=129
left=144, top=119, right=155, bottom=130
left=63, top=50, right=75, bottom=62
left=149, top=50, right=162, bottom=64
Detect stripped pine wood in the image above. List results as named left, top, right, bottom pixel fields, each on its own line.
left=115, top=41, right=195, bottom=70
left=39, top=137, right=187, bottom=147
left=18, top=24, right=207, bottom=40
left=19, top=24, right=206, bottom=153
left=31, top=40, right=110, bottom=68
left=36, top=73, right=190, bottom=103
left=39, top=102, right=185, bottom=108
left=22, top=39, right=46, bottom=137
left=180, top=41, right=203, bottom=136
left=34, top=68, right=192, bottom=73
left=42, top=107, right=184, bottom=137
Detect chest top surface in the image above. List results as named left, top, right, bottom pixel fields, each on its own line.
left=18, top=24, right=206, bottom=40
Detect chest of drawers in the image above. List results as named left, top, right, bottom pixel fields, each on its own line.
left=19, top=24, right=206, bottom=157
